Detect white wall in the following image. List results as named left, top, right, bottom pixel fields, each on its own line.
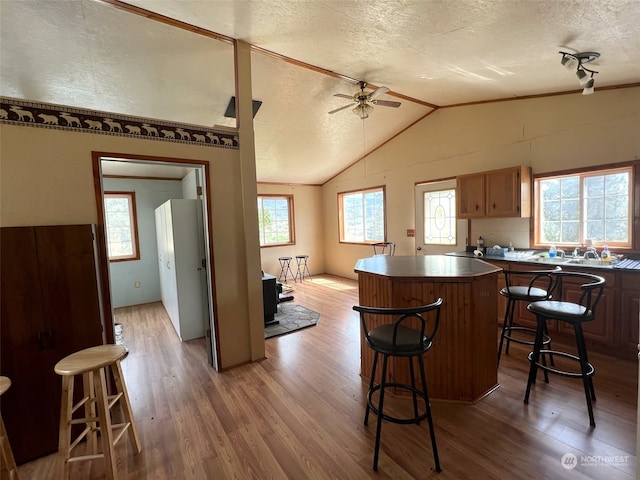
left=323, top=87, right=640, bottom=279
left=104, top=177, right=183, bottom=308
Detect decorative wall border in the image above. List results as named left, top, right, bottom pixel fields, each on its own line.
left=0, top=97, right=239, bottom=149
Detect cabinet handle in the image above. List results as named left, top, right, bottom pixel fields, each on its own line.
left=492, top=203, right=496, bottom=210
left=475, top=204, right=479, bottom=211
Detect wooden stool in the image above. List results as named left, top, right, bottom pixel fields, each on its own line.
left=55, top=345, right=141, bottom=479
left=0, top=376, right=19, bottom=480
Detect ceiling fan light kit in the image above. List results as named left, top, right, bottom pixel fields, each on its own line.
left=559, top=51, right=600, bottom=95
left=329, top=80, right=401, bottom=119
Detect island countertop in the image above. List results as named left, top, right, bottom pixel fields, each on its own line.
left=354, top=254, right=502, bottom=279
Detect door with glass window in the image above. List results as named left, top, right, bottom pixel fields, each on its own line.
left=414, top=180, right=468, bottom=255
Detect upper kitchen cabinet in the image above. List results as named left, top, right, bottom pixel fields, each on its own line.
left=457, top=166, right=532, bottom=218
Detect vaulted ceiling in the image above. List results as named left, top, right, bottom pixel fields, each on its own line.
left=2, top=0, right=639, bottom=184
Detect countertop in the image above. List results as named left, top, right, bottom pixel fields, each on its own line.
left=445, top=250, right=640, bottom=271
left=354, top=254, right=501, bottom=279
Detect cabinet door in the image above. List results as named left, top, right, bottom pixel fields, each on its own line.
left=0, top=227, right=57, bottom=463
left=556, top=273, right=615, bottom=345
left=457, top=173, right=485, bottom=218
left=619, top=274, right=640, bottom=352
left=486, top=168, right=521, bottom=217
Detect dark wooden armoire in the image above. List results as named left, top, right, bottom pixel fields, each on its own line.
left=0, top=224, right=105, bottom=464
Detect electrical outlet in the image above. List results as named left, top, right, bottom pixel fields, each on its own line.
left=134, top=281, right=141, bottom=288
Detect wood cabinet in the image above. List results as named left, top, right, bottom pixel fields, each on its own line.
left=457, top=166, right=531, bottom=218
left=619, top=273, right=640, bottom=353
left=0, top=225, right=105, bottom=464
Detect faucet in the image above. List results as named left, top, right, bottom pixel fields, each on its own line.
left=584, top=247, right=599, bottom=259
left=573, top=247, right=581, bottom=258
left=556, top=249, right=565, bottom=258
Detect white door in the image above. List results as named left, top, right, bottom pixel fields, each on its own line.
left=414, top=179, right=468, bottom=255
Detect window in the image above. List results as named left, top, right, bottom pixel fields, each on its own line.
left=535, top=166, right=632, bottom=248
left=257, top=195, right=294, bottom=246
left=104, top=192, right=140, bottom=261
left=423, top=188, right=457, bottom=245
left=338, top=187, right=385, bottom=243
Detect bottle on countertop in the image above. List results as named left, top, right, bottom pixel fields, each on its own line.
left=508, top=241, right=514, bottom=252
left=601, top=245, right=611, bottom=262
left=548, top=245, right=557, bottom=258
left=477, top=236, right=484, bottom=251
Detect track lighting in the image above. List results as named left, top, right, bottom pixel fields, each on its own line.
left=559, top=51, right=600, bottom=94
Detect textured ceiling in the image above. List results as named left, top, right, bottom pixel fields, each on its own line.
left=2, top=0, right=639, bottom=184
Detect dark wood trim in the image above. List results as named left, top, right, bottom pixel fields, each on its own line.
left=414, top=176, right=457, bottom=186
left=103, top=174, right=182, bottom=181
left=257, top=194, right=296, bottom=246
left=257, top=181, right=323, bottom=187
left=104, top=191, right=141, bottom=262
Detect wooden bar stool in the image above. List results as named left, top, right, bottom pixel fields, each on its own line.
left=0, top=376, right=19, bottom=480
left=55, top=345, right=141, bottom=479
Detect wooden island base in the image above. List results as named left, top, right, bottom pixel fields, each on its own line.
left=355, top=255, right=501, bottom=403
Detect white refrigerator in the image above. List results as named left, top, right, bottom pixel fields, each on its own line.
left=155, top=199, right=207, bottom=341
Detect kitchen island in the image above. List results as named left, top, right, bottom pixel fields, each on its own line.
left=354, top=255, right=501, bottom=403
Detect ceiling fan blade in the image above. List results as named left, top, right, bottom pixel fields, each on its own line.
left=373, top=99, right=401, bottom=108
left=328, top=104, right=353, bottom=114
left=369, top=86, right=390, bottom=100
left=334, top=93, right=354, bottom=100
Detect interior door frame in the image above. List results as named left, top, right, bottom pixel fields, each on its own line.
left=91, top=151, right=220, bottom=370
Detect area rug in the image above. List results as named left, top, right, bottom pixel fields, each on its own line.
left=265, top=303, right=320, bottom=339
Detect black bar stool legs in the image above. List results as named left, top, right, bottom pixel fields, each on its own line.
left=294, top=255, right=311, bottom=282
left=278, top=256, right=294, bottom=283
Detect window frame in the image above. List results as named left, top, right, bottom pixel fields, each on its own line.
left=338, top=185, right=386, bottom=244
left=104, top=191, right=141, bottom=262
left=257, top=194, right=295, bottom=247
left=533, top=164, right=634, bottom=250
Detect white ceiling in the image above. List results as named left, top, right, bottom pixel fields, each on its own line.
left=2, top=0, right=639, bottom=184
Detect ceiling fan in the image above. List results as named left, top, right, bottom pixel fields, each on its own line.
left=328, top=81, right=401, bottom=119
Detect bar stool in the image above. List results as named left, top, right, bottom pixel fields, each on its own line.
left=0, top=376, right=19, bottom=480
left=55, top=344, right=141, bottom=479
left=278, top=256, right=294, bottom=283
left=497, top=267, right=560, bottom=366
left=353, top=298, right=442, bottom=473
left=294, top=255, right=311, bottom=282
left=524, top=271, right=605, bottom=427
left=372, top=242, right=395, bottom=256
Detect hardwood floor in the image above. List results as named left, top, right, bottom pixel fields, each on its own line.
left=18, top=274, right=637, bottom=479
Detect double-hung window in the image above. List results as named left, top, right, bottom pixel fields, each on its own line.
left=104, top=191, right=140, bottom=261
left=535, top=166, right=632, bottom=248
left=338, top=186, right=385, bottom=243
left=257, top=195, right=294, bottom=246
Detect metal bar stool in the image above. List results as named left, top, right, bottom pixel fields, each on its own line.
left=294, top=255, right=311, bottom=282
left=524, top=271, right=605, bottom=427
left=372, top=242, right=395, bottom=256
left=278, top=256, right=294, bottom=283
left=0, top=376, right=19, bottom=480
left=55, top=344, right=142, bottom=479
left=498, top=267, right=560, bottom=367
left=353, top=298, right=442, bottom=473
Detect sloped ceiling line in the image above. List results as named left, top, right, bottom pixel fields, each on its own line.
left=0, top=97, right=240, bottom=148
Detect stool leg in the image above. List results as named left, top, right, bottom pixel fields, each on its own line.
left=58, top=375, right=74, bottom=480
left=111, top=359, right=142, bottom=453
left=574, top=323, right=596, bottom=427
left=82, top=371, right=98, bottom=455
left=497, top=298, right=514, bottom=364
left=94, top=367, right=117, bottom=480
left=303, top=259, right=311, bottom=280
left=524, top=315, right=545, bottom=405
left=364, top=352, right=378, bottom=426
left=0, top=413, right=19, bottom=480
left=408, top=357, right=419, bottom=422
left=372, top=354, right=389, bottom=471
left=417, top=353, right=441, bottom=472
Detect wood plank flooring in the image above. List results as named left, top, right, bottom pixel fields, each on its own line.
left=17, top=274, right=637, bottom=479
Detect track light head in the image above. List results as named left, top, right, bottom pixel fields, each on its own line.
left=582, top=78, right=595, bottom=95
left=559, top=51, right=600, bottom=95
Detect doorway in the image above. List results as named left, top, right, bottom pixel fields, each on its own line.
left=93, top=153, right=219, bottom=370
left=414, top=179, right=468, bottom=255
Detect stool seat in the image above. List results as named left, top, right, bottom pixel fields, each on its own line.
left=527, top=300, right=590, bottom=321
left=294, top=255, right=311, bottom=282
left=278, top=256, right=294, bottom=283
left=367, top=324, right=431, bottom=354
left=55, top=344, right=128, bottom=376
left=499, top=286, right=548, bottom=302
